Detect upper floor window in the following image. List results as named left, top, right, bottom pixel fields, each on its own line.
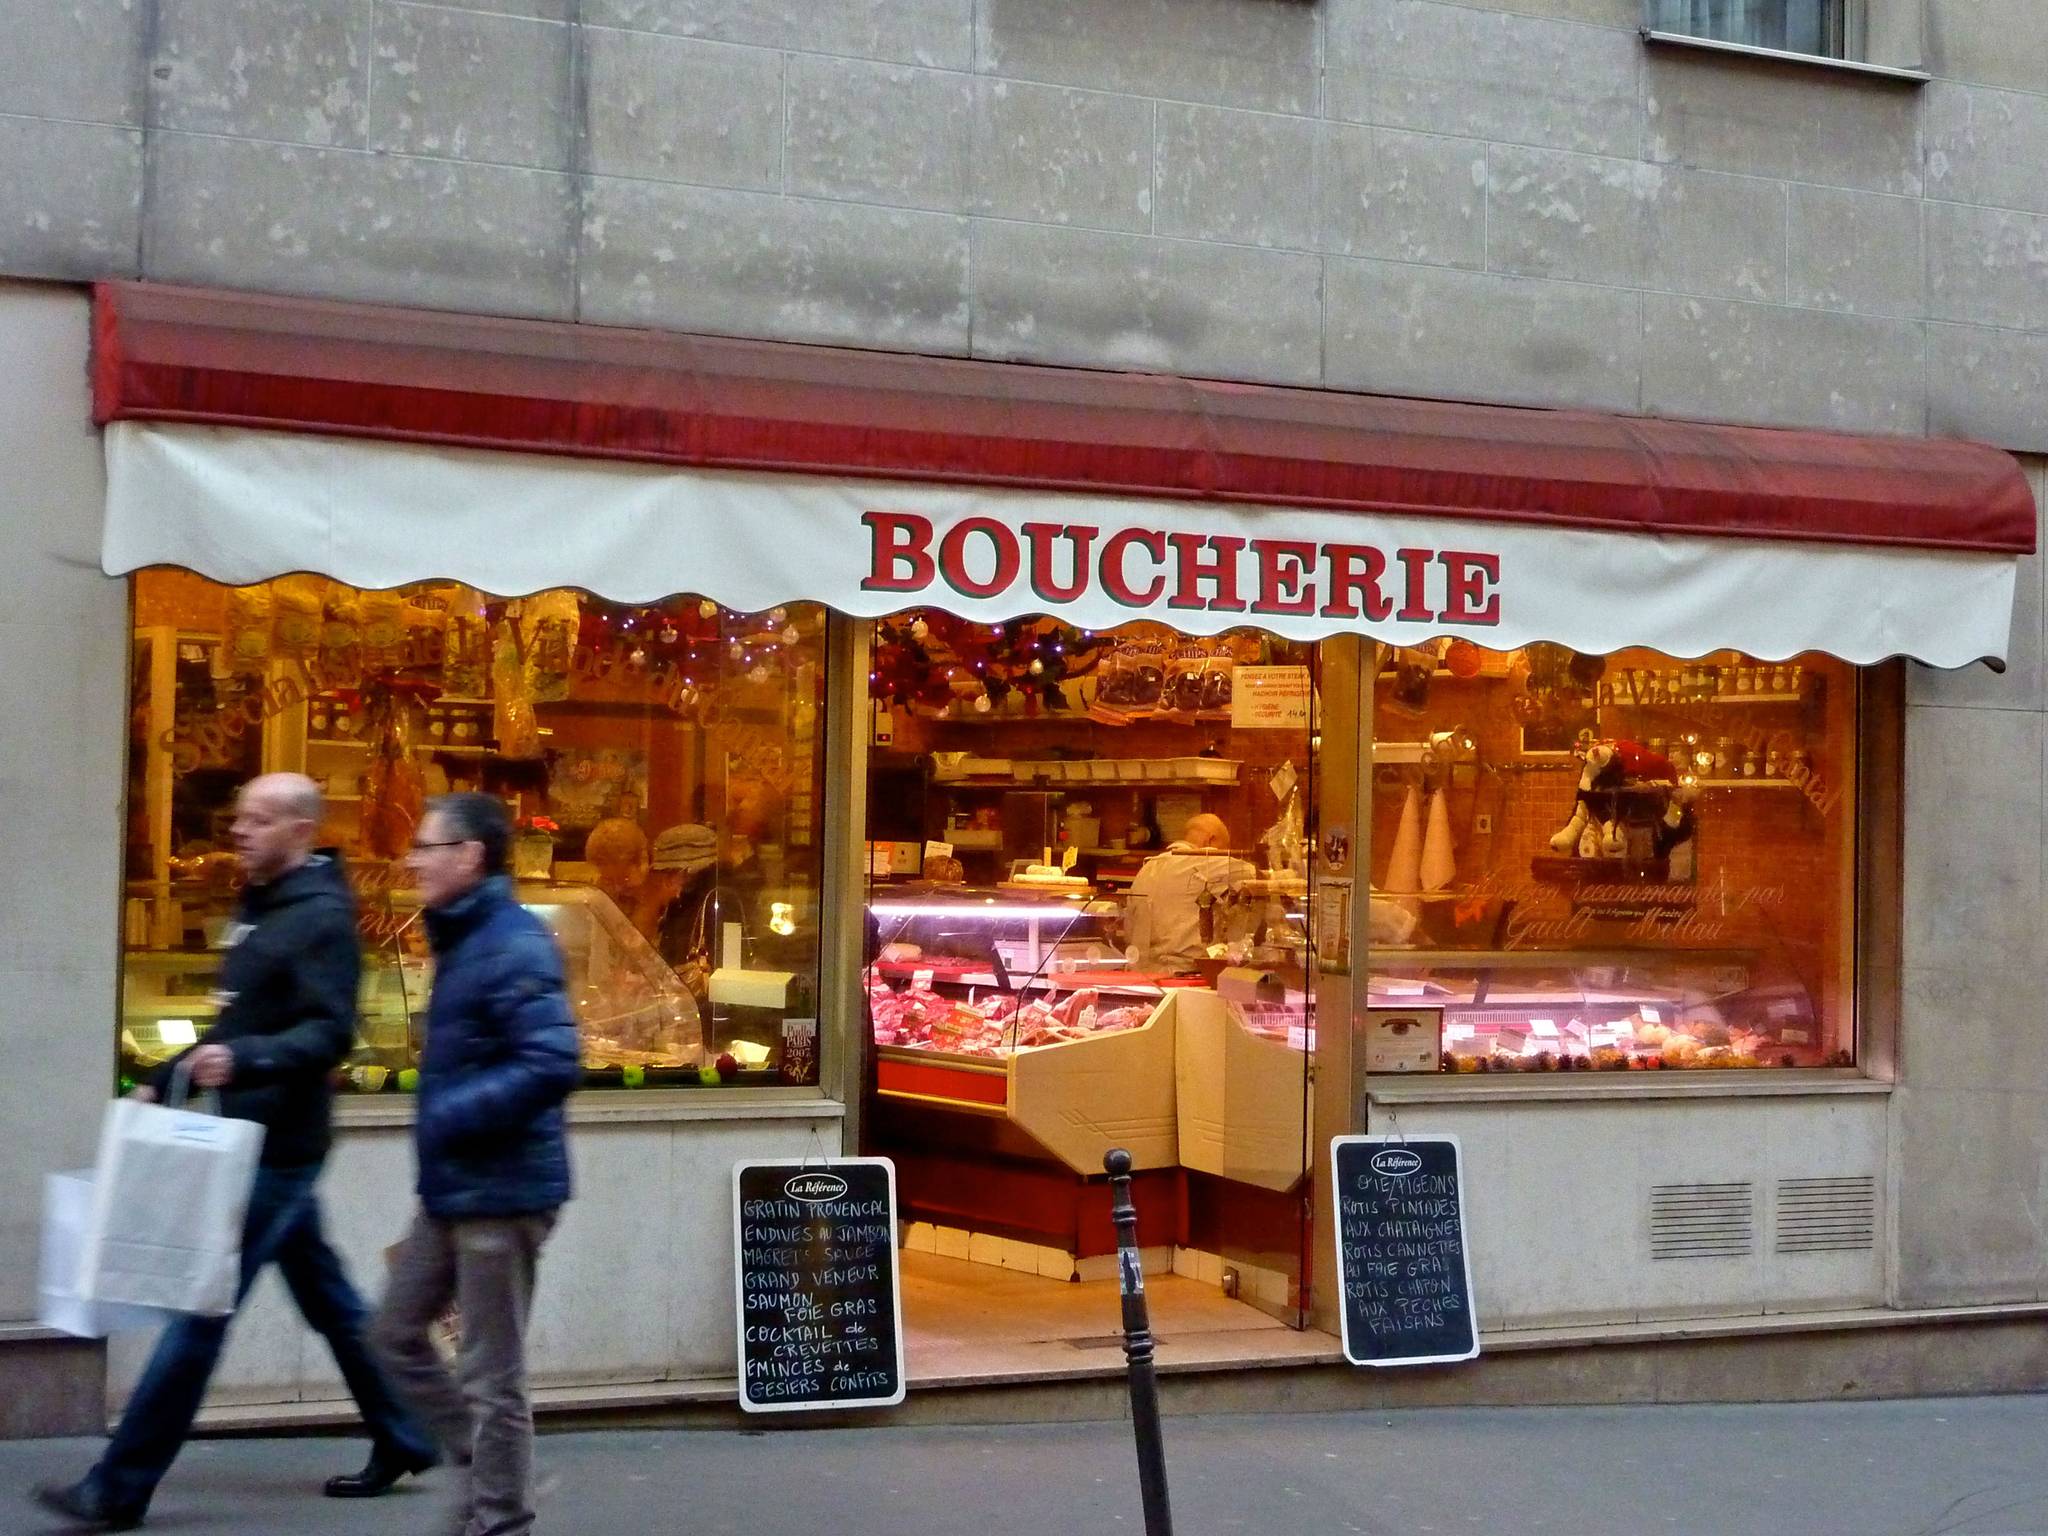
left=1646, top=0, right=1863, bottom=61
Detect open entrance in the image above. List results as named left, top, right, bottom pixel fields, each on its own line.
left=859, top=611, right=1321, bottom=1371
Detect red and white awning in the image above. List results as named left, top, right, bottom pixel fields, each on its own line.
left=92, top=283, right=2035, bottom=668
left=106, top=420, right=2020, bottom=667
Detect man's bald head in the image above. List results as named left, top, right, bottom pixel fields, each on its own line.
left=1182, top=813, right=1231, bottom=850
left=232, top=773, right=323, bottom=883
left=245, top=772, right=324, bottom=823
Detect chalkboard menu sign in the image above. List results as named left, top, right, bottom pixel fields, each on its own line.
left=732, top=1158, right=906, bottom=1413
left=1330, top=1135, right=1480, bottom=1367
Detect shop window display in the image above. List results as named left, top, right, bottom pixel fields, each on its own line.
left=1369, top=640, right=1859, bottom=1073
left=121, top=571, right=827, bottom=1093
left=863, top=612, right=1316, bottom=1184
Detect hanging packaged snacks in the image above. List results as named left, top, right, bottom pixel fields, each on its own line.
left=222, top=585, right=274, bottom=676
left=319, top=586, right=364, bottom=689
left=1162, top=643, right=1235, bottom=717
left=270, top=574, right=324, bottom=663
left=357, top=589, right=407, bottom=673
left=1090, top=637, right=1167, bottom=721
left=441, top=587, right=490, bottom=698
left=520, top=590, right=579, bottom=703
left=493, top=618, right=542, bottom=759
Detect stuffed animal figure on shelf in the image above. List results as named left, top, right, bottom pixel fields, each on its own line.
left=1548, top=739, right=1682, bottom=858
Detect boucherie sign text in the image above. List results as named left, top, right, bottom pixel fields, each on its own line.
left=860, top=511, right=1501, bottom=626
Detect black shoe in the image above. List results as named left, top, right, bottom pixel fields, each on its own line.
left=322, top=1443, right=440, bottom=1498
left=33, top=1479, right=143, bottom=1531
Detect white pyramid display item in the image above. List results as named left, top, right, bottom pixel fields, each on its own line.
left=1384, top=784, right=1424, bottom=893
left=1420, top=787, right=1457, bottom=892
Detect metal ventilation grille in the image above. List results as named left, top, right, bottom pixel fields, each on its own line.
left=1650, top=1182, right=1754, bottom=1259
left=1775, top=1176, right=1877, bottom=1254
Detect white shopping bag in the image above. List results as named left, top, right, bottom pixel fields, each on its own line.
left=38, top=1172, right=173, bottom=1337
left=42, top=1074, right=265, bottom=1330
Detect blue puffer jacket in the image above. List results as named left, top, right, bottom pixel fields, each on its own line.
left=416, top=876, right=581, bottom=1219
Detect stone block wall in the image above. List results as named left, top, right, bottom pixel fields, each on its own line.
left=0, top=0, right=2042, bottom=452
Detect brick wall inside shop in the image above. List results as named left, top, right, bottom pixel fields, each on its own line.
left=1373, top=648, right=1857, bottom=1047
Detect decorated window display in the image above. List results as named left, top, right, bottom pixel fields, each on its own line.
left=121, top=571, right=828, bottom=1093
left=862, top=610, right=1316, bottom=1209
left=1369, top=641, right=1859, bottom=1073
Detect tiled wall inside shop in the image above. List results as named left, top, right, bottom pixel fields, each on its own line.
left=3, top=0, right=2048, bottom=454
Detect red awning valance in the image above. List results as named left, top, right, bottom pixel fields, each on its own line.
left=92, top=282, right=2033, bottom=557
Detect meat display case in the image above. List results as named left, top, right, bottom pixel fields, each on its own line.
left=867, top=887, right=1311, bottom=1184
left=1366, top=946, right=1827, bottom=1071
left=117, top=879, right=702, bottom=1089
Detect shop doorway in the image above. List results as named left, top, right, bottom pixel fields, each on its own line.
left=858, top=613, right=1319, bottom=1373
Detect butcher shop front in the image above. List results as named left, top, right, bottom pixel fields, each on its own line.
left=83, top=281, right=2034, bottom=1411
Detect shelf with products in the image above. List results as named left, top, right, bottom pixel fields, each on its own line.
left=933, top=770, right=1241, bottom=790
left=1593, top=662, right=1814, bottom=709
left=1603, top=693, right=1805, bottom=708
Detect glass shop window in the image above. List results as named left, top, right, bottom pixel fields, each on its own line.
left=122, top=571, right=827, bottom=1094
left=863, top=613, right=1316, bottom=1058
left=1368, top=642, right=1859, bottom=1075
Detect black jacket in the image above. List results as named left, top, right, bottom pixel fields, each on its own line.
left=415, top=876, right=580, bottom=1218
left=152, top=852, right=359, bottom=1167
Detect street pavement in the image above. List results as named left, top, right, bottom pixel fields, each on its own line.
left=7, top=1394, right=2048, bottom=1534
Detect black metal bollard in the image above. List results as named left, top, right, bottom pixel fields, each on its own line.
left=1104, top=1148, right=1175, bottom=1536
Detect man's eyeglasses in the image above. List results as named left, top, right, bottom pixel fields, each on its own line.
left=410, top=839, right=469, bottom=852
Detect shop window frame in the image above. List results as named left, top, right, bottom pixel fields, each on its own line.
left=1358, top=661, right=1904, bottom=1102
left=113, top=576, right=855, bottom=1118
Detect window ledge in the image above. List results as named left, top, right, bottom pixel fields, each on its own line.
left=1641, top=28, right=1929, bottom=83
left=1368, top=1068, right=1891, bottom=1106
left=336, top=1088, right=846, bottom=1130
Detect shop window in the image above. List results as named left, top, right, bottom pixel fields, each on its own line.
left=862, top=613, right=1320, bottom=1305
left=864, top=614, right=1315, bottom=1028
left=122, top=571, right=827, bottom=1094
left=1368, top=642, right=1859, bottom=1075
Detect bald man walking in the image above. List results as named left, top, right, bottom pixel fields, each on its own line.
left=38, top=775, right=433, bottom=1532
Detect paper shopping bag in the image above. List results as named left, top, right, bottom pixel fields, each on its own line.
left=73, top=1097, right=265, bottom=1317
left=39, top=1173, right=179, bottom=1336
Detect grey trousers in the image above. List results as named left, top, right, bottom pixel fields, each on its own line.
left=372, top=1206, right=557, bottom=1536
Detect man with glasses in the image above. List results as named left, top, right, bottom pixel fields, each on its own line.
left=37, top=773, right=435, bottom=1531
left=372, top=793, right=580, bottom=1536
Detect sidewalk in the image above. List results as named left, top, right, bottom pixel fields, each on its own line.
left=9, top=1393, right=2048, bottom=1534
